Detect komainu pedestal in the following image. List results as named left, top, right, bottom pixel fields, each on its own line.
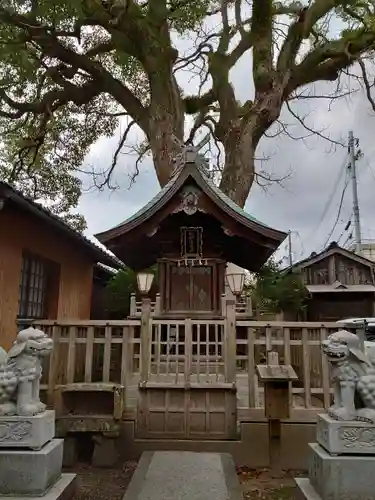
left=0, top=328, right=76, bottom=499
left=0, top=410, right=55, bottom=450
left=296, top=330, right=375, bottom=500
left=316, top=413, right=375, bottom=455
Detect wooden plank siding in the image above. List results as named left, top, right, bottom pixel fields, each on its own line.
left=0, top=204, right=95, bottom=348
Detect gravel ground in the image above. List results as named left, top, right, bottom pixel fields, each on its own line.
left=237, top=467, right=305, bottom=499
left=67, top=462, right=138, bottom=500
left=67, top=462, right=304, bottom=500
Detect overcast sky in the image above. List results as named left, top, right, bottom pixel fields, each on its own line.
left=77, top=37, right=375, bottom=267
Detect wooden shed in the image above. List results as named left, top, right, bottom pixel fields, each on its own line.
left=289, top=242, right=375, bottom=321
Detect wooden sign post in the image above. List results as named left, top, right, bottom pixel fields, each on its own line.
left=256, top=351, right=298, bottom=475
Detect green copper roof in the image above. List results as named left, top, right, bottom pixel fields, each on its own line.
left=95, top=159, right=287, bottom=244
left=111, top=164, right=271, bottom=230
left=200, top=167, right=274, bottom=229
left=110, top=169, right=180, bottom=230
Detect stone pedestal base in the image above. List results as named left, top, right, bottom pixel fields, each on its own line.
left=0, top=410, right=55, bottom=450
left=317, top=413, right=375, bottom=455
left=296, top=442, right=375, bottom=500
left=0, top=474, right=77, bottom=500
left=0, top=438, right=63, bottom=496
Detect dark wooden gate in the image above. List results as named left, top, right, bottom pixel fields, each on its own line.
left=136, top=319, right=238, bottom=440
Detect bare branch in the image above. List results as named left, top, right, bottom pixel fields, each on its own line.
left=96, top=119, right=137, bottom=190
left=285, top=100, right=346, bottom=147
left=357, top=57, right=375, bottom=112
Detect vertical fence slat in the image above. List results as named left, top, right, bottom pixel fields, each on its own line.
left=185, top=319, right=192, bottom=385
left=166, top=324, right=171, bottom=377
left=156, top=324, right=161, bottom=378
left=205, top=325, right=210, bottom=382
left=247, top=327, right=256, bottom=408
left=47, top=324, right=60, bottom=406
left=175, top=325, right=180, bottom=383
left=121, top=326, right=129, bottom=388
left=302, top=327, right=311, bottom=408
left=215, top=323, right=220, bottom=381
left=283, top=327, right=293, bottom=408
left=225, top=300, right=237, bottom=383
left=102, top=326, right=112, bottom=383
left=265, top=326, right=272, bottom=352
left=84, top=326, right=94, bottom=383
left=320, top=327, right=331, bottom=408
left=140, top=299, right=152, bottom=383
left=197, top=324, right=201, bottom=382
left=66, top=327, right=76, bottom=384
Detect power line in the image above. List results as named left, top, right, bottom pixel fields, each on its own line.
left=337, top=216, right=352, bottom=245
left=304, top=152, right=349, bottom=245
left=342, top=233, right=353, bottom=249
left=321, top=176, right=350, bottom=249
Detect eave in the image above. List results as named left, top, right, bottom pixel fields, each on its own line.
left=95, top=163, right=287, bottom=253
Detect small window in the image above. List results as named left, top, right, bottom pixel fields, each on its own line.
left=18, top=252, right=58, bottom=320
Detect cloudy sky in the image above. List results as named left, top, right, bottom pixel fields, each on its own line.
left=77, top=23, right=375, bottom=267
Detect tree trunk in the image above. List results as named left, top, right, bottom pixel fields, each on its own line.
left=219, top=123, right=258, bottom=208
left=147, top=65, right=184, bottom=187
left=219, top=92, right=284, bottom=208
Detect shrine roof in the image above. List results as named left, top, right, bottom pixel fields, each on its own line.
left=95, top=160, right=287, bottom=245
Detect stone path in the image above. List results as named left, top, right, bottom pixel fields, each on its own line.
left=123, top=451, right=242, bottom=500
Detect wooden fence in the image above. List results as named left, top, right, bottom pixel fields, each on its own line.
left=129, top=293, right=253, bottom=317
left=34, top=318, right=338, bottom=415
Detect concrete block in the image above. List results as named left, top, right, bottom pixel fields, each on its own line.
left=123, top=451, right=242, bottom=500
left=0, top=438, right=63, bottom=496
left=92, top=435, right=119, bottom=467
left=62, top=437, right=77, bottom=468
left=309, top=442, right=375, bottom=500
left=0, top=410, right=55, bottom=450
left=294, top=478, right=322, bottom=500
left=0, top=473, right=77, bottom=500
left=317, top=413, right=375, bottom=455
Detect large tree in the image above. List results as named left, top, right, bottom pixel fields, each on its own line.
left=0, top=0, right=375, bottom=223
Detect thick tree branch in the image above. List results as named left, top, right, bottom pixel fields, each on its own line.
left=358, top=57, right=375, bottom=112
left=0, top=7, right=150, bottom=132
left=251, top=0, right=274, bottom=94
left=291, top=31, right=375, bottom=89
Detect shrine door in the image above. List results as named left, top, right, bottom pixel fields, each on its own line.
left=169, top=264, right=213, bottom=312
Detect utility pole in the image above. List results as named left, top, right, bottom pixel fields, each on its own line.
left=348, top=131, right=362, bottom=254
left=288, top=231, right=293, bottom=267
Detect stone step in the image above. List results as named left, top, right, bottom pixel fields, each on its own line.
left=123, top=451, right=242, bottom=500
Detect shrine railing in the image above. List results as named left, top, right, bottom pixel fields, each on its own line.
left=129, top=293, right=253, bottom=317
left=33, top=318, right=338, bottom=419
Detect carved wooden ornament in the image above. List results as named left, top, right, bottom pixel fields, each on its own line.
left=180, top=186, right=201, bottom=215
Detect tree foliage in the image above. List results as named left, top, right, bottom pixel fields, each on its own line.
left=1, top=0, right=375, bottom=223
left=249, top=259, right=309, bottom=315
left=106, top=264, right=158, bottom=317
left=106, top=266, right=138, bottom=317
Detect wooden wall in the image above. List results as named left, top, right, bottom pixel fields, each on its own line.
left=0, top=204, right=94, bottom=349
left=302, top=254, right=375, bottom=286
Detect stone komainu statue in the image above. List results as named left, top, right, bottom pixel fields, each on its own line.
left=322, top=329, right=375, bottom=423
left=0, top=327, right=53, bottom=416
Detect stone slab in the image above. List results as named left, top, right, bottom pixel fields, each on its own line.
left=0, top=473, right=77, bottom=500
left=0, top=410, right=55, bottom=450
left=309, top=442, right=375, bottom=500
left=122, top=451, right=242, bottom=500
left=317, top=412, right=375, bottom=455
left=0, top=438, right=63, bottom=496
left=294, top=478, right=322, bottom=500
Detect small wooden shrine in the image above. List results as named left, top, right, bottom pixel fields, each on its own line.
left=96, top=147, right=287, bottom=316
